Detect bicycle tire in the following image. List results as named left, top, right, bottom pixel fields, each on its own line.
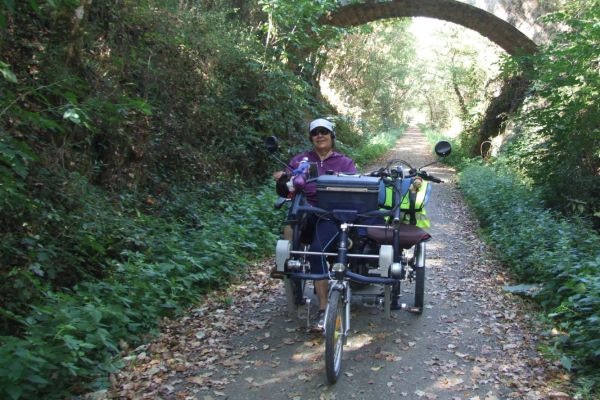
left=325, top=289, right=344, bottom=383
left=413, top=242, right=425, bottom=314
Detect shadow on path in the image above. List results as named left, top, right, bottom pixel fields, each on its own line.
left=109, top=127, right=570, bottom=400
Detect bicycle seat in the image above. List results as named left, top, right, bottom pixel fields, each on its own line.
left=366, top=224, right=431, bottom=249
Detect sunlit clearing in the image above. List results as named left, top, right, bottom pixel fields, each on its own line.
left=408, top=17, right=502, bottom=72
left=406, top=17, right=503, bottom=128
left=322, top=15, right=504, bottom=133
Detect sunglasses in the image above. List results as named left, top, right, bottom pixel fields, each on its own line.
left=310, top=128, right=331, bottom=137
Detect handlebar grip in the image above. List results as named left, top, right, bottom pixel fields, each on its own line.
left=274, top=197, right=290, bottom=209
left=419, top=171, right=443, bottom=183
left=368, top=168, right=385, bottom=177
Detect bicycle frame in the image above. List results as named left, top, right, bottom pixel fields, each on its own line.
left=276, top=176, right=417, bottom=317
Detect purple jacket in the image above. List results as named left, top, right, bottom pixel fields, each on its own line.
left=288, top=150, right=357, bottom=205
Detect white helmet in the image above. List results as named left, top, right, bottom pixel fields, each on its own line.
left=309, top=118, right=335, bottom=138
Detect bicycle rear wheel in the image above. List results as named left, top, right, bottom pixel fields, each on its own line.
left=325, top=289, right=345, bottom=383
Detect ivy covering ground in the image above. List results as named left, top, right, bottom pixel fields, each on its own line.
left=458, top=163, right=600, bottom=395
left=0, top=182, right=283, bottom=399
left=0, top=135, right=402, bottom=399
left=0, top=1, right=406, bottom=397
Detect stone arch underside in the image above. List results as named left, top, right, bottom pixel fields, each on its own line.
left=324, top=0, right=537, bottom=55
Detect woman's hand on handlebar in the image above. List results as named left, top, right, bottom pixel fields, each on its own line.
left=416, top=170, right=443, bottom=183
left=273, top=170, right=287, bottom=180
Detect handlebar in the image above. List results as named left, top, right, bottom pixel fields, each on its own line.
left=274, top=197, right=290, bottom=209
left=276, top=157, right=445, bottom=216
left=368, top=160, right=443, bottom=184
left=417, top=170, right=443, bottom=184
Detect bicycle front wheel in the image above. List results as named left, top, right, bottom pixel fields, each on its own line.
left=325, top=289, right=345, bottom=383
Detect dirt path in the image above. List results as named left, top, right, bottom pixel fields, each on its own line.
left=108, top=127, right=571, bottom=400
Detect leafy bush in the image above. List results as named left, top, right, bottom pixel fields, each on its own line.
left=341, top=127, right=407, bottom=169
left=0, top=0, right=346, bottom=330
left=501, top=0, right=600, bottom=226
left=459, top=162, right=600, bottom=393
left=322, top=20, right=415, bottom=132
left=0, top=181, right=282, bottom=399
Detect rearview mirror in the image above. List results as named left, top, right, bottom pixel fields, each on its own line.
left=265, top=136, right=279, bottom=154
left=434, top=141, right=452, bottom=157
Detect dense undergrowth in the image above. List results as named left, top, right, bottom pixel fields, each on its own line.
left=424, top=120, right=600, bottom=395
left=0, top=137, right=400, bottom=400
left=420, top=5, right=599, bottom=389
left=0, top=180, right=285, bottom=399
left=1, top=0, right=597, bottom=398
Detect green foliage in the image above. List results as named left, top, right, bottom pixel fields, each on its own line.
left=423, top=23, right=600, bottom=385
left=0, top=0, right=343, bottom=316
left=7, top=0, right=597, bottom=398
left=340, top=127, right=407, bottom=169
left=323, top=20, right=415, bottom=132
left=501, top=0, right=600, bottom=226
left=409, top=24, right=501, bottom=131
left=0, top=132, right=35, bottom=208
left=0, top=0, right=393, bottom=398
left=0, top=61, right=17, bottom=82
left=0, top=181, right=282, bottom=399
left=258, top=0, right=343, bottom=77
left=1, top=0, right=343, bottom=192
left=459, top=162, right=600, bottom=394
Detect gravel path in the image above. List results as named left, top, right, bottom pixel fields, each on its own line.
left=108, top=127, right=572, bottom=400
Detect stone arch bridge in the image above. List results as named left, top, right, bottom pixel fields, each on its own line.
left=321, top=0, right=542, bottom=153
left=323, top=0, right=538, bottom=55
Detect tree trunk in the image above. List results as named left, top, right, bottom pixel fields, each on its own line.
left=452, top=81, right=468, bottom=118
left=472, top=74, right=529, bottom=156
left=65, top=0, right=93, bottom=69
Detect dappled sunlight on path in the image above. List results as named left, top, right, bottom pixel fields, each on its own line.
left=108, top=127, right=572, bottom=400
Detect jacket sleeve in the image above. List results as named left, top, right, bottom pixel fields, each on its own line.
left=275, top=153, right=303, bottom=197
left=275, top=173, right=290, bottom=197
left=346, top=158, right=357, bottom=174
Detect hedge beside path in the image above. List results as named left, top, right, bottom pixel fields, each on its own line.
left=459, top=163, right=600, bottom=391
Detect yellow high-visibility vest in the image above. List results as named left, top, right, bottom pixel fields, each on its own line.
left=382, top=179, right=431, bottom=228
